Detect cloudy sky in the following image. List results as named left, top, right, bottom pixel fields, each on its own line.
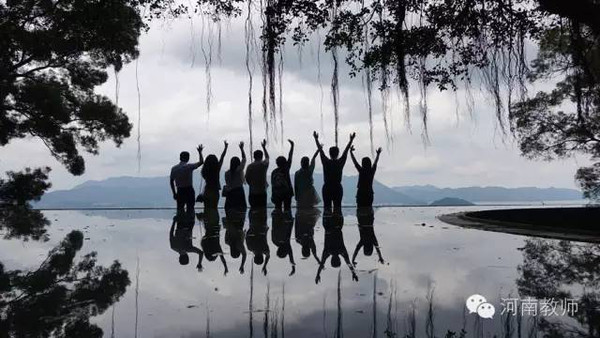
left=0, top=16, right=588, bottom=192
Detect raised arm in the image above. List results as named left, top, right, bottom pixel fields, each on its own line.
left=351, top=241, right=363, bottom=266
left=219, top=141, right=229, bottom=168
left=310, top=149, right=319, bottom=168
left=340, top=132, right=356, bottom=162
left=342, top=248, right=359, bottom=281
left=313, top=131, right=326, bottom=162
left=261, top=139, right=269, bottom=163
left=262, top=252, right=270, bottom=276
left=287, top=139, right=294, bottom=166
left=220, top=255, right=229, bottom=276
left=192, top=144, right=204, bottom=169
left=373, top=147, right=382, bottom=172
left=239, top=142, right=247, bottom=167
left=350, top=146, right=361, bottom=171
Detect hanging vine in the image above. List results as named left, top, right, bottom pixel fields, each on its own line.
left=245, top=0, right=255, bottom=152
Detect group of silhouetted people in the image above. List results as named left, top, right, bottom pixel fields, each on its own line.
left=169, top=131, right=382, bottom=214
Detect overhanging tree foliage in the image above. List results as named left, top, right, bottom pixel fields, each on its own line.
left=0, top=0, right=143, bottom=175
left=135, top=0, right=600, bottom=197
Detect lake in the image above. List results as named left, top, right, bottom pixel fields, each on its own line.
left=1, top=205, right=596, bottom=337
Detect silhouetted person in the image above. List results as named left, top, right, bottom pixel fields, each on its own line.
left=313, top=131, right=356, bottom=213
left=201, top=141, right=228, bottom=208
left=224, top=142, right=247, bottom=210
left=294, top=207, right=321, bottom=264
left=198, top=208, right=228, bottom=275
left=352, top=207, right=384, bottom=266
left=271, top=209, right=296, bottom=276
left=271, top=139, right=294, bottom=211
left=246, top=207, right=270, bottom=275
left=169, top=211, right=204, bottom=270
left=170, top=145, right=203, bottom=213
left=223, top=208, right=247, bottom=274
left=350, top=146, right=382, bottom=207
left=315, top=212, right=358, bottom=283
left=294, top=150, right=321, bottom=208
left=245, top=139, right=269, bottom=208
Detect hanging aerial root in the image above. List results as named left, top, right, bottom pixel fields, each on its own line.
left=245, top=0, right=255, bottom=152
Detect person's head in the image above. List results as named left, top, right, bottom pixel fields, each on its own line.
left=230, top=247, right=241, bottom=258
left=254, top=254, right=264, bottom=265
left=362, top=157, right=372, bottom=169
left=276, top=156, right=286, bottom=168
left=253, top=150, right=263, bottom=161
left=179, top=253, right=189, bottom=265
left=301, top=245, right=311, bottom=258
left=202, top=154, right=218, bottom=178
left=329, top=146, right=339, bottom=159
left=180, top=151, right=190, bottom=163
left=230, top=156, right=241, bottom=172
left=301, top=156, right=310, bottom=169
left=276, top=246, right=288, bottom=258
left=331, top=255, right=341, bottom=268
left=363, top=244, right=374, bottom=256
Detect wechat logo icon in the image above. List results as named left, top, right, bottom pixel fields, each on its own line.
left=466, top=294, right=495, bottom=319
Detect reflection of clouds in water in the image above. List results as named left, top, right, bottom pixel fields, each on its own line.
left=0, top=207, right=579, bottom=337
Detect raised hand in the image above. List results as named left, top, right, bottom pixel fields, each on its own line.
left=197, top=144, right=203, bottom=153
left=261, top=139, right=267, bottom=147
left=350, top=132, right=356, bottom=140
left=313, top=131, right=319, bottom=139
left=224, top=140, right=229, bottom=148
left=376, top=147, right=382, bottom=155
left=239, top=141, right=244, bottom=149
left=288, top=139, right=294, bottom=146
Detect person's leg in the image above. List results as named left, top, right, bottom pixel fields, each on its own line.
left=186, top=187, right=196, bottom=213
left=284, top=197, right=291, bottom=211
left=333, top=184, right=343, bottom=213
left=260, top=193, right=267, bottom=208
left=322, top=185, right=332, bottom=211
left=176, top=189, right=185, bottom=213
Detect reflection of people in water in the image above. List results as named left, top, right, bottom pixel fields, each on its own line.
left=352, top=207, right=384, bottom=265
left=315, top=212, right=358, bottom=283
left=169, top=211, right=204, bottom=270
left=271, top=209, right=296, bottom=275
left=223, top=208, right=247, bottom=274
left=350, top=146, right=381, bottom=208
left=246, top=208, right=270, bottom=275
left=294, top=150, right=321, bottom=208
left=294, top=207, right=321, bottom=264
left=198, top=208, right=228, bottom=275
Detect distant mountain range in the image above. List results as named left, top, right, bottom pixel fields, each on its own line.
left=393, top=185, right=583, bottom=203
left=34, top=176, right=583, bottom=208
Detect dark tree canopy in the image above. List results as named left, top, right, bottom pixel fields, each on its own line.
left=517, top=239, right=600, bottom=336
left=0, top=0, right=143, bottom=175
left=0, top=230, right=130, bottom=337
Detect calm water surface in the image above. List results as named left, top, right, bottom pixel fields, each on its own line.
left=1, top=205, right=596, bottom=337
